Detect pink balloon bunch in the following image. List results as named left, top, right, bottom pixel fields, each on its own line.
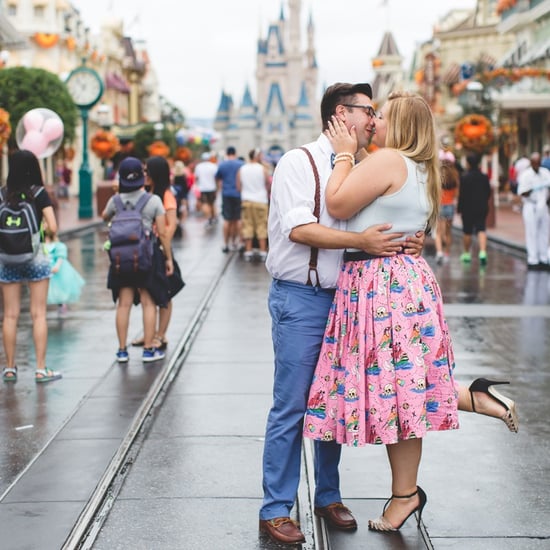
left=15, top=108, right=64, bottom=159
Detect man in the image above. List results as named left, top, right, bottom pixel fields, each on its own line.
left=541, top=145, right=550, bottom=171
left=193, top=152, right=218, bottom=227
left=215, top=146, right=244, bottom=252
left=517, top=152, right=550, bottom=270
left=260, top=82, right=423, bottom=545
left=457, top=153, right=491, bottom=266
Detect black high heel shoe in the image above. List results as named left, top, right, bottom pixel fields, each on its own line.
left=368, top=486, right=427, bottom=532
left=469, top=378, right=519, bottom=433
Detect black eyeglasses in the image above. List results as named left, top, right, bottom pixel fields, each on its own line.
left=341, top=104, right=376, bottom=118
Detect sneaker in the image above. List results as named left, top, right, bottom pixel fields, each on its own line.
left=116, top=348, right=129, bottom=363
left=142, top=347, right=165, bottom=363
left=258, top=251, right=268, bottom=262
left=479, top=251, right=487, bottom=265
left=243, top=250, right=254, bottom=262
left=222, top=246, right=230, bottom=254
left=435, top=252, right=444, bottom=265
left=460, top=252, right=471, bottom=263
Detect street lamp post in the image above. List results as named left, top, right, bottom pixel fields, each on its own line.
left=78, top=107, right=93, bottom=218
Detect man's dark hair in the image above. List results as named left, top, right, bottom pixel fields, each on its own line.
left=320, top=82, right=373, bottom=130
left=226, top=146, right=236, bottom=156
left=466, top=153, right=480, bottom=168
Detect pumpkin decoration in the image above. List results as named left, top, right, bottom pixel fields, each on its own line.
left=147, top=140, right=170, bottom=158
left=174, top=146, right=192, bottom=163
left=90, top=130, right=119, bottom=160
left=454, top=114, right=494, bottom=154
left=33, top=33, right=60, bottom=49
left=0, top=108, right=11, bottom=148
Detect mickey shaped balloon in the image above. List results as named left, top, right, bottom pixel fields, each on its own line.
left=15, top=108, right=64, bottom=159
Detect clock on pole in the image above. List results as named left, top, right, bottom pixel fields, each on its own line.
left=65, top=64, right=104, bottom=218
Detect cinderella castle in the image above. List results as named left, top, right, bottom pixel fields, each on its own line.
left=213, top=0, right=319, bottom=162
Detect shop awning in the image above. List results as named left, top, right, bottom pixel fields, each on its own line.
left=0, top=13, right=27, bottom=50
left=105, top=72, right=130, bottom=94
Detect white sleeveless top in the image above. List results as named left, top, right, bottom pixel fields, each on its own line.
left=346, top=154, right=429, bottom=251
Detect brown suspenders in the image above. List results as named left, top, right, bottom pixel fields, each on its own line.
left=298, top=147, right=321, bottom=287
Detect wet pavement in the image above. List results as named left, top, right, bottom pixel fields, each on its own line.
left=1, top=194, right=549, bottom=549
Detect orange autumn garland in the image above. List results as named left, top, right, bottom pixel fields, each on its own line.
left=454, top=114, right=494, bottom=154
left=496, top=0, right=517, bottom=15
left=0, top=108, right=11, bottom=147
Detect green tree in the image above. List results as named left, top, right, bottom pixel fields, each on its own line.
left=0, top=67, right=78, bottom=150
left=132, top=123, right=176, bottom=160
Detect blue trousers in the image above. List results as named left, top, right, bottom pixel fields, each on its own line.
left=260, top=279, right=342, bottom=520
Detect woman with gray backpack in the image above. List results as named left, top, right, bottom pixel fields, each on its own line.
left=102, top=156, right=173, bottom=364
left=0, top=149, right=61, bottom=383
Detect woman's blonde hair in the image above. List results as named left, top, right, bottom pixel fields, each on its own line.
left=384, top=91, right=440, bottom=232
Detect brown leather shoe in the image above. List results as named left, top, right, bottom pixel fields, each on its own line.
left=314, top=502, right=358, bottom=530
left=259, top=517, right=306, bottom=544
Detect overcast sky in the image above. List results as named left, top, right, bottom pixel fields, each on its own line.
left=74, top=0, right=477, bottom=123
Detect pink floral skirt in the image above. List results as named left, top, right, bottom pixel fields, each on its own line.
left=303, top=255, right=459, bottom=446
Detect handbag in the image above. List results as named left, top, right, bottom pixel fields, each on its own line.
left=167, top=258, right=185, bottom=298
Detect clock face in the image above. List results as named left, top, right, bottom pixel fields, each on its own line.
left=66, top=68, right=103, bottom=108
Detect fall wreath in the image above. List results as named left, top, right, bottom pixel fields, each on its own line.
left=90, top=130, right=120, bottom=159
left=454, top=114, right=494, bottom=154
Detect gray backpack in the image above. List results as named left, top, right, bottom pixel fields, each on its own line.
left=107, top=193, right=154, bottom=275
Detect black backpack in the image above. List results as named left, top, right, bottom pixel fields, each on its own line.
left=107, top=193, right=154, bottom=275
left=0, top=185, right=43, bottom=265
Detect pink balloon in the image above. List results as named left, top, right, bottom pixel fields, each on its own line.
left=42, top=117, right=64, bottom=142
left=21, top=129, right=48, bottom=157
left=23, top=110, right=44, bottom=132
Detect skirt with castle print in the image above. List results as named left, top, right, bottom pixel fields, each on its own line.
left=303, top=254, right=459, bottom=447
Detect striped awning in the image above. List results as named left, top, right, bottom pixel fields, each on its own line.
left=524, top=38, right=550, bottom=64
left=442, top=62, right=460, bottom=85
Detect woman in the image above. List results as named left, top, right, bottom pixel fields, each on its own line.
left=303, top=92, right=517, bottom=533
left=131, top=156, right=184, bottom=350
left=0, top=150, right=61, bottom=382
left=434, top=153, right=459, bottom=264
left=102, top=156, right=173, bottom=363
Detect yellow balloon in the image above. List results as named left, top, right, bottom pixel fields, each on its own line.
left=194, top=136, right=202, bottom=144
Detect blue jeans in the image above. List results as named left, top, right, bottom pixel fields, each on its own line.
left=260, top=279, right=342, bottom=520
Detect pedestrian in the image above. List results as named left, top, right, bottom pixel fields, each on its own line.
left=102, top=157, right=173, bottom=363
left=236, top=148, right=270, bottom=261
left=517, top=151, right=550, bottom=270
left=303, top=91, right=518, bottom=534
left=171, top=160, right=188, bottom=234
left=541, top=145, right=550, bottom=171
left=434, top=152, right=459, bottom=264
left=44, top=231, right=85, bottom=314
left=260, top=82, right=426, bottom=546
left=216, top=146, right=244, bottom=252
left=0, top=149, right=62, bottom=383
left=457, top=153, right=491, bottom=266
left=193, top=152, right=218, bottom=227
left=131, top=156, right=185, bottom=349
